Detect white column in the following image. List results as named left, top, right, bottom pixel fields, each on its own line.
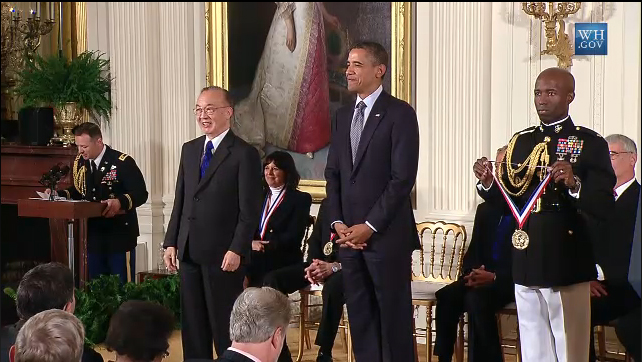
left=415, top=2, right=493, bottom=230
left=105, top=3, right=163, bottom=273
left=159, top=2, right=207, bottom=233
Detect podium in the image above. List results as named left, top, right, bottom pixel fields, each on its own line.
left=17, top=199, right=106, bottom=287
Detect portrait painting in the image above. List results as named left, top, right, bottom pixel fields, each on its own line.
left=207, top=2, right=412, bottom=200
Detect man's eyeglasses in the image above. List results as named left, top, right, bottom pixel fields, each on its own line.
left=609, top=150, right=633, bottom=159
left=193, top=105, right=230, bottom=117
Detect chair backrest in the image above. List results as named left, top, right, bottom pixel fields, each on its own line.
left=300, top=215, right=317, bottom=257
left=413, top=221, right=467, bottom=283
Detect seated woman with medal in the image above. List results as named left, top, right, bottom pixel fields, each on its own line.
left=246, top=151, right=313, bottom=288
left=262, top=198, right=345, bottom=362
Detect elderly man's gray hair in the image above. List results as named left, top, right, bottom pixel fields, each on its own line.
left=229, top=287, right=292, bottom=343
left=14, top=309, right=85, bottom=362
left=606, top=134, right=637, bottom=154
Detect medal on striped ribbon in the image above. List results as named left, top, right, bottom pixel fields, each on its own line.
left=492, top=171, right=552, bottom=249
left=259, top=188, right=286, bottom=240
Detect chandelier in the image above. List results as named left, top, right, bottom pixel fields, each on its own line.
left=1, top=2, right=56, bottom=120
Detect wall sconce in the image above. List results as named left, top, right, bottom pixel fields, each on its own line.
left=522, top=2, right=581, bottom=69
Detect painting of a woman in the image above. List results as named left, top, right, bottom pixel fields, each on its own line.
left=232, top=2, right=340, bottom=157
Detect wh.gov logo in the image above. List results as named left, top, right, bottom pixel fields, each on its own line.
left=575, top=23, right=607, bottom=55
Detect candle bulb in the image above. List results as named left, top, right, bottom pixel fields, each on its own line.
left=58, top=1, right=63, bottom=56
left=9, top=7, right=15, bottom=20
left=30, top=9, right=36, bottom=19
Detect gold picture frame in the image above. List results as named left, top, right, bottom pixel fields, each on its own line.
left=206, top=2, right=412, bottom=202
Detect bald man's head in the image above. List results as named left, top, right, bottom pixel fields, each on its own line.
left=537, top=67, right=575, bottom=93
left=534, top=67, right=576, bottom=124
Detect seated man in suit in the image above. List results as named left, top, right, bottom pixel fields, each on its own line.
left=263, top=198, right=344, bottom=362
left=434, top=146, right=516, bottom=362
left=589, top=134, right=641, bottom=362
left=1, top=262, right=103, bottom=362
left=10, top=310, right=85, bottom=362
left=214, top=287, right=291, bottom=362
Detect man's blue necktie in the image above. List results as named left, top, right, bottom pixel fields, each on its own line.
left=492, top=214, right=512, bottom=262
left=200, top=140, right=214, bottom=180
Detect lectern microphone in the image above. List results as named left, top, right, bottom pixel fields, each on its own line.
left=40, top=163, right=70, bottom=200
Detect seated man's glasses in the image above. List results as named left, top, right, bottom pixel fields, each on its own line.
left=609, top=151, right=633, bottom=159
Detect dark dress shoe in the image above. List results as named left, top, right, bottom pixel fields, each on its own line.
left=316, top=351, right=333, bottom=362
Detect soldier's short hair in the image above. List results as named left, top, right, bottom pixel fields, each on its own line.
left=72, top=122, right=102, bottom=140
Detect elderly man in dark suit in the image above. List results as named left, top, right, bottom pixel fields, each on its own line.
left=163, top=86, right=263, bottom=360
left=214, top=287, right=292, bottom=362
left=589, top=134, right=640, bottom=361
left=324, top=41, right=420, bottom=362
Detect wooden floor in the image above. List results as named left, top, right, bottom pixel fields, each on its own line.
left=94, top=325, right=626, bottom=362
left=94, top=328, right=521, bottom=362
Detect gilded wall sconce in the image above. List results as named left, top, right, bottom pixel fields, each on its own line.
left=522, top=2, right=581, bottom=69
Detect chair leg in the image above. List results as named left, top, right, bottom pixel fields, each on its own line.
left=340, top=312, right=349, bottom=354
left=427, top=303, right=433, bottom=362
left=455, top=314, right=465, bottom=362
left=347, top=321, right=353, bottom=362
left=303, top=299, right=311, bottom=350
left=412, top=315, right=419, bottom=362
left=515, top=316, right=522, bottom=362
left=496, top=314, right=504, bottom=362
left=296, top=294, right=307, bottom=362
left=597, top=325, right=606, bottom=361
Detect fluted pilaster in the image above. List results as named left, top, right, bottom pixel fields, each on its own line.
left=415, top=2, right=493, bottom=227
left=160, top=2, right=207, bottom=214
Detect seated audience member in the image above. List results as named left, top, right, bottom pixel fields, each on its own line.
left=263, top=198, right=344, bottom=362
left=103, top=300, right=175, bottom=362
left=247, top=151, right=312, bottom=287
left=615, top=195, right=641, bottom=362
left=213, top=287, right=291, bottom=362
left=589, top=134, right=640, bottom=362
left=1, top=262, right=103, bottom=362
left=434, top=146, right=516, bottom=362
left=10, top=309, right=85, bottom=362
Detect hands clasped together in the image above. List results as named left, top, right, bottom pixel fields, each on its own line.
left=333, top=222, right=373, bottom=250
